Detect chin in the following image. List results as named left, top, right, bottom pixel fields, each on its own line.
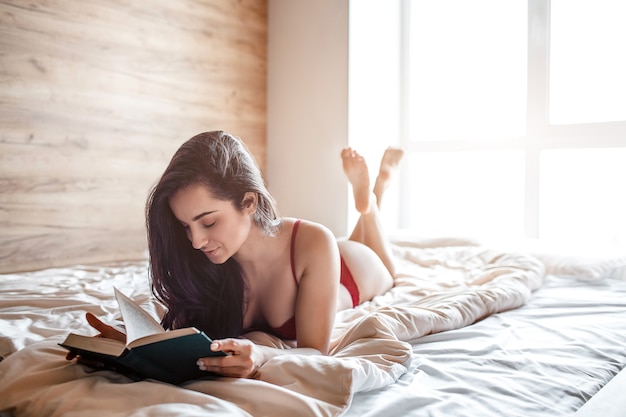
left=204, top=252, right=228, bottom=265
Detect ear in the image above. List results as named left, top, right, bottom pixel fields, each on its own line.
left=241, top=192, right=258, bottom=214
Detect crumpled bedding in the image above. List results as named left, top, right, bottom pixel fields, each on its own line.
left=0, top=242, right=545, bottom=417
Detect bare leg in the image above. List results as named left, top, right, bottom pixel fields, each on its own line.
left=341, top=147, right=397, bottom=277
left=373, top=147, right=405, bottom=208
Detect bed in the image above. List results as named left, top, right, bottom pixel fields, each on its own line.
left=1, top=237, right=625, bottom=417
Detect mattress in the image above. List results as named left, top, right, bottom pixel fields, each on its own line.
left=0, top=239, right=625, bottom=417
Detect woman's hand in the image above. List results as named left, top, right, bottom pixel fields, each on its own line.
left=65, top=312, right=127, bottom=361
left=196, top=338, right=266, bottom=379
left=85, top=312, right=127, bottom=342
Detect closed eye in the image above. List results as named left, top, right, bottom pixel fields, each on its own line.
left=202, top=222, right=216, bottom=229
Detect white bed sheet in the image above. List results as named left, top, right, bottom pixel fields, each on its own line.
left=344, top=273, right=626, bottom=417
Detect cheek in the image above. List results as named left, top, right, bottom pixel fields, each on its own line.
left=236, top=215, right=254, bottom=241
left=220, top=218, right=248, bottom=248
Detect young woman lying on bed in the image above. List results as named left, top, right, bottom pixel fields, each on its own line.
left=73, top=131, right=404, bottom=378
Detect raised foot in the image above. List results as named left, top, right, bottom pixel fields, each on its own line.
left=341, top=147, right=372, bottom=214
left=378, top=147, right=405, bottom=183
left=373, top=147, right=405, bottom=204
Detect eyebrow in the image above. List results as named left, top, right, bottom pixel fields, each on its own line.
left=192, top=210, right=217, bottom=222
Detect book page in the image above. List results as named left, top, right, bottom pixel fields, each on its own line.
left=114, top=288, right=165, bottom=345
left=61, top=333, right=126, bottom=356
left=127, top=327, right=200, bottom=349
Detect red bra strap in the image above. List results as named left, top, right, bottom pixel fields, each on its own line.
left=290, top=219, right=302, bottom=283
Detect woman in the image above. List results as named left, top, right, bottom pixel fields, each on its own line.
left=85, top=131, right=404, bottom=379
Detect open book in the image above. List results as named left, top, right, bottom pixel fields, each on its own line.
left=60, top=288, right=225, bottom=385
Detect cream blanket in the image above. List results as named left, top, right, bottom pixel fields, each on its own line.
left=0, top=243, right=544, bottom=417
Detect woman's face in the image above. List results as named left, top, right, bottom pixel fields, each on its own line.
left=168, top=184, right=254, bottom=264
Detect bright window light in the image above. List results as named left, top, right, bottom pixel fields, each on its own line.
left=550, top=0, right=626, bottom=124
left=407, top=150, right=525, bottom=240
left=348, top=0, right=402, bottom=231
left=408, top=0, right=527, bottom=141
left=540, top=148, right=626, bottom=248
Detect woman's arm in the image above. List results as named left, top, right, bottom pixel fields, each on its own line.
left=292, top=221, right=341, bottom=354
left=197, top=338, right=321, bottom=378
left=198, top=221, right=341, bottom=378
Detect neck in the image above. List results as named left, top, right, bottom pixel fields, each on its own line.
left=233, top=224, right=276, bottom=282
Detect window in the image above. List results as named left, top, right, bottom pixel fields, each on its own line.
left=408, top=0, right=527, bottom=142
left=549, top=0, right=626, bottom=124
left=349, top=0, right=626, bottom=249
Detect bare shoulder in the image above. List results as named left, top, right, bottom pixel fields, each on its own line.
left=293, top=220, right=340, bottom=290
left=287, top=218, right=339, bottom=279
left=290, top=218, right=336, bottom=248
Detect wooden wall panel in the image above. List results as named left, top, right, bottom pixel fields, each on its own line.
left=0, top=0, right=267, bottom=272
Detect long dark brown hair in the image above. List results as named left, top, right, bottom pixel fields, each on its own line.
left=146, top=131, right=279, bottom=338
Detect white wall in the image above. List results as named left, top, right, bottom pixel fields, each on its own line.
left=266, top=0, right=350, bottom=236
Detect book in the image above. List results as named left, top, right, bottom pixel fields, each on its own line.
left=59, top=288, right=225, bottom=385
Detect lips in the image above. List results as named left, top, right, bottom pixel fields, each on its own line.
left=201, top=247, right=228, bottom=264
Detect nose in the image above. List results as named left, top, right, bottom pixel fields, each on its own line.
left=189, top=228, right=209, bottom=250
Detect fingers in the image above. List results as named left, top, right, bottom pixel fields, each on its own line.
left=66, top=313, right=121, bottom=362
left=66, top=313, right=127, bottom=364
left=85, top=312, right=126, bottom=342
left=197, top=338, right=258, bottom=378
left=85, top=312, right=108, bottom=333
left=210, top=338, right=247, bottom=355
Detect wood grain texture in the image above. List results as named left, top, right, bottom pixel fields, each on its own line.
left=0, top=0, right=267, bottom=272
